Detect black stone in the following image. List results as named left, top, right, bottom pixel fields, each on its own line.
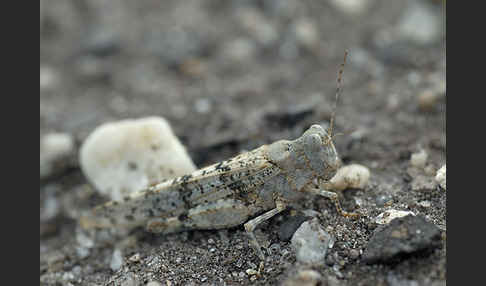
left=277, top=214, right=311, bottom=242
left=362, top=215, right=442, bottom=264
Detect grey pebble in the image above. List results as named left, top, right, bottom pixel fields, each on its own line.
left=291, top=218, right=333, bottom=265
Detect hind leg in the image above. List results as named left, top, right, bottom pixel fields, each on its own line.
left=146, top=199, right=252, bottom=233
left=244, top=199, right=287, bottom=260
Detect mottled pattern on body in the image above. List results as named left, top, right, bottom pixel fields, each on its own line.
left=80, top=124, right=357, bottom=259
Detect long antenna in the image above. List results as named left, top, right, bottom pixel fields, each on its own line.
left=329, top=50, right=348, bottom=138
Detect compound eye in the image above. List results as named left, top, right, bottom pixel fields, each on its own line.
left=304, top=133, right=322, bottom=152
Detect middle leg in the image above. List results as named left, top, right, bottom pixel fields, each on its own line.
left=244, top=199, right=287, bottom=260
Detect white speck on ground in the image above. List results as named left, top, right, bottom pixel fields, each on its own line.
left=375, top=209, right=416, bottom=225
left=110, top=249, right=123, bottom=271
left=410, top=149, right=428, bottom=169
left=40, top=132, right=75, bottom=179
left=395, top=1, right=442, bottom=45
left=435, top=164, right=446, bottom=190
left=328, top=164, right=371, bottom=191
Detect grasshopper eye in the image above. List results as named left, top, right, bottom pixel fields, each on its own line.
left=304, top=133, right=322, bottom=152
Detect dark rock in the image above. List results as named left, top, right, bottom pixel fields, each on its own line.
left=362, top=215, right=441, bottom=264
left=278, top=213, right=310, bottom=242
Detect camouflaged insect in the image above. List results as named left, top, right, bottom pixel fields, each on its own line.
left=80, top=124, right=359, bottom=259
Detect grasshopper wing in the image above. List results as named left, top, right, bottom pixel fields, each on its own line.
left=80, top=147, right=281, bottom=230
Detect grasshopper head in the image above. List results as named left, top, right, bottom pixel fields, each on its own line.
left=300, top=124, right=341, bottom=181
left=266, top=124, right=341, bottom=191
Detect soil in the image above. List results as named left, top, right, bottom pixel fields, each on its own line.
left=40, top=1, right=446, bottom=285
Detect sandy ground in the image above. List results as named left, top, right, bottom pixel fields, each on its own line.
left=40, top=0, right=446, bottom=285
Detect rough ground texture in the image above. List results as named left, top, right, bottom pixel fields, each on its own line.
left=40, top=0, right=446, bottom=285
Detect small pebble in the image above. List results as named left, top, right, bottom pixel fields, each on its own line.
left=40, top=65, right=60, bottom=91
left=292, top=18, right=319, bottom=50
left=424, top=164, right=436, bottom=176
left=121, top=274, right=140, bottom=286
left=291, top=218, right=333, bottom=265
left=220, top=37, right=256, bottom=63
left=76, top=246, right=90, bottom=259
left=418, top=200, right=431, bottom=208
left=76, top=229, right=94, bottom=249
left=395, top=1, right=441, bottom=45
left=129, top=253, right=140, bottom=263
left=282, top=269, right=322, bottom=286
left=329, top=0, right=371, bottom=15
left=194, top=98, right=211, bottom=114
left=410, top=149, right=428, bottom=169
left=79, top=117, right=196, bottom=201
left=237, top=8, right=278, bottom=46
left=418, top=88, right=441, bottom=111
left=375, top=209, right=415, bottom=225
left=435, top=164, right=446, bottom=190
left=349, top=249, right=360, bottom=260
left=408, top=166, right=437, bottom=191
left=328, top=164, right=371, bottom=191
left=40, top=133, right=75, bottom=179
left=110, top=249, right=123, bottom=271
left=40, top=196, right=60, bottom=221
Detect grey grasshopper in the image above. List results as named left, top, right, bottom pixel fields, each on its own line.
left=80, top=124, right=359, bottom=259
left=80, top=51, right=357, bottom=260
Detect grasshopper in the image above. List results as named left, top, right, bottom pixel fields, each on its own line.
left=80, top=52, right=357, bottom=260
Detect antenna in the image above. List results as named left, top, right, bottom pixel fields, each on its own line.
left=329, top=50, right=348, bottom=138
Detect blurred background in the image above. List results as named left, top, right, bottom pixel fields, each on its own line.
left=40, top=0, right=445, bottom=165
left=40, top=1, right=445, bottom=284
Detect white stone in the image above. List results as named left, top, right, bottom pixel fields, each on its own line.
left=396, top=2, right=441, bottom=45
left=79, top=117, right=196, bottom=201
left=418, top=88, right=442, bottom=111
left=220, top=38, right=256, bottom=63
left=283, top=269, right=322, bottom=286
left=375, top=209, right=415, bottom=225
left=292, top=18, right=319, bottom=49
left=435, top=164, right=446, bottom=190
left=328, top=164, right=370, bottom=191
left=40, top=133, right=75, bottom=179
left=237, top=8, right=278, bottom=46
left=410, top=149, right=428, bottom=169
left=194, top=98, right=211, bottom=114
left=40, top=196, right=60, bottom=221
left=40, top=66, right=59, bottom=91
left=291, top=218, right=332, bottom=265
left=418, top=200, right=431, bottom=208
left=329, top=0, right=372, bottom=15
left=110, top=249, right=123, bottom=271
left=75, top=246, right=90, bottom=259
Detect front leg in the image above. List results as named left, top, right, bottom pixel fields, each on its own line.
left=244, top=199, right=287, bottom=260
left=305, top=180, right=360, bottom=218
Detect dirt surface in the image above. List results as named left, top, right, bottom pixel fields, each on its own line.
left=40, top=0, right=446, bottom=285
